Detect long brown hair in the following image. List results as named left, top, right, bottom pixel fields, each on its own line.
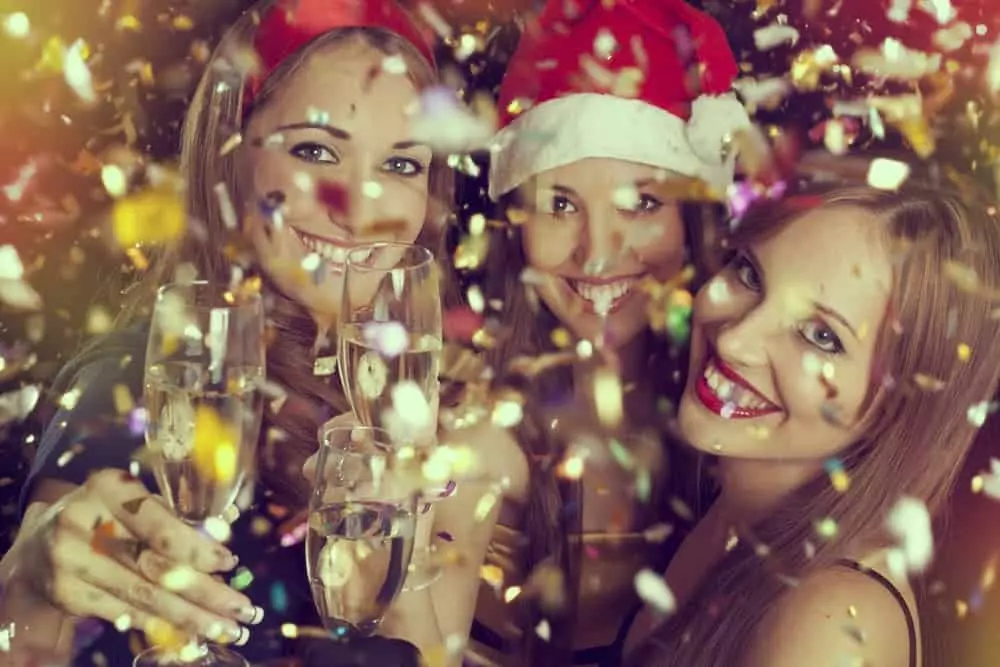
left=627, top=183, right=1000, bottom=666
left=479, top=192, right=719, bottom=662
left=118, top=0, right=453, bottom=508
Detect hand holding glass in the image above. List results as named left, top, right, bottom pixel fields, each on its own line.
left=138, top=281, right=265, bottom=667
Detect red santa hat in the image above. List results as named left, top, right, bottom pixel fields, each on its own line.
left=488, top=0, right=750, bottom=201
left=245, top=0, right=434, bottom=112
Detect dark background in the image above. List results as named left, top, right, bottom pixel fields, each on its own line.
left=1, top=0, right=1000, bottom=663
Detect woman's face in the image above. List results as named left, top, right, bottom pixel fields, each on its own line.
left=520, top=158, right=686, bottom=348
left=678, top=205, right=893, bottom=462
left=239, top=37, right=432, bottom=322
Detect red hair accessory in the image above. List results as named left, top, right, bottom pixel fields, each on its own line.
left=245, top=0, right=434, bottom=110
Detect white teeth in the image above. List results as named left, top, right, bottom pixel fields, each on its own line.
left=293, top=230, right=369, bottom=266
left=701, top=361, right=773, bottom=412
left=570, top=278, right=638, bottom=310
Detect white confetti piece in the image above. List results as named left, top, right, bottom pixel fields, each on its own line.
left=885, top=496, right=933, bottom=578
left=753, top=24, right=800, bottom=51
left=64, top=39, right=97, bottom=104
left=2, top=12, right=30, bottom=38
left=634, top=568, right=676, bottom=614
left=0, top=246, right=25, bottom=281
left=867, top=158, right=911, bottom=190
left=980, top=459, right=1000, bottom=500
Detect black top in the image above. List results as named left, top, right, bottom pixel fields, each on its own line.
left=835, top=559, right=918, bottom=667
left=19, top=328, right=321, bottom=665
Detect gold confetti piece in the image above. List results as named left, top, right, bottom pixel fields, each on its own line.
left=535, top=619, right=551, bottom=641
left=550, top=327, right=572, bottom=348
left=830, top=469, right=851, bottom=492
left=143, top=617, right=186, bottom=650
left=956, top=600, right=968, bottom=618
left=112, top=187, right=186, bottom=247
left=219, top=134, right=243, bottom=157
left=480, top=564, right=504, bottom=589
left=913, top=373, right=947, bottom=391
left=971, top=474, right=984, bottom=493
left=957, top=343, right=972, bottom=362
left=848, top=604, right=858, bottom=618
left=593, top=368, right=623, bottom=428
left=790, top=45, right=839, bottom=90
left=112, top=384, right=134, bottom=414
left=474, top=491, right=498, bottom=521
left=171, top=15, right=194, bottom=30
left=193, top=406, right=238, bottom=484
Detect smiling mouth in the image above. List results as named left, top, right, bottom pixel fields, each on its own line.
left=565, top=276, right=641, bottom=315
left=695, top=354, right=782, bottom=419
left=291, top=228, right=371, bottom=272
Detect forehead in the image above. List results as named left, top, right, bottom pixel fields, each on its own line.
left=752, top=205, right=894, bottom=333
left=534, top=158, right=672, bottom=193
left=255, top=39, right=420, bottom=128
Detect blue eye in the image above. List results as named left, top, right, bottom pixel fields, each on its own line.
left=290, top=142, right=337, bottom=164
left=382, top=157, right=424, bottom=176
left=731, top=252, right=761, bottom=291
left=800, top=320, right=844, bottom=354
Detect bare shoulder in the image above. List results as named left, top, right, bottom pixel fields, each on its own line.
left=445, top=421, right=530, bottom=504
left=743, top=565, right=915, bottom=667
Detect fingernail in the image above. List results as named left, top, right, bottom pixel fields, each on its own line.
left=214, top=623, right=248, bottom=646
left=234, top=605, right=264, bottom=625
left=234, top=626, right=250, bottom=647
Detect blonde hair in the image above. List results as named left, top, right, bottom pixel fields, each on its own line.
left=122, top=0, right=453, bottom=504
left=628, top=183, right=1000, bottom=667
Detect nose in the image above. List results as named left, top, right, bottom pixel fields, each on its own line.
left=326, top=162, right=378, bottom=234
left=574, top=205, right=625, bottom=271
left=712, top=303, right=772, bottom=368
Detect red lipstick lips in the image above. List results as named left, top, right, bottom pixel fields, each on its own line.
left=695, top=354, right=781, bottom=419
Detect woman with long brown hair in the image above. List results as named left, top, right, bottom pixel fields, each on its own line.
left=459, top=0, right=749, bottom=665
left=622, top=182, right=1000, bottom=667
left=0, top=0, right=483, bottom=664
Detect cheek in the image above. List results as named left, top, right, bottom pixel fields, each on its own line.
left=245, top=152, right=323, bottom=217
left=376, top=177, right=429, bottom=241
left=629, top=217, right=685, bottom=275
left=523, top=221, right=576, bottom=270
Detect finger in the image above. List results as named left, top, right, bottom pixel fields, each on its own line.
left=86, top=469, right=236, bottom=572
left=47, top=571, right=155, bottom=633
left=51, top=528, right=248, bottom=645
left=132, top=548, right=263, bottom=626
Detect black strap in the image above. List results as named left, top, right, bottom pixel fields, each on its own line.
left=470, top=619, right=622, bottom=665
left=835, top=559, right=917, bottom=667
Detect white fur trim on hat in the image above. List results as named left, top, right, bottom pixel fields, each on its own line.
left=488, top=92, right=751, bottom=201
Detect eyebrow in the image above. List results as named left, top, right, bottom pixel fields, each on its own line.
left=745, top=247, right=860, bottom=341
left=273, top=122, right=428, bottom=150
left=814, top=302, right=859, bottom=340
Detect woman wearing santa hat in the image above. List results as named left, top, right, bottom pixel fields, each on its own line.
left=462, top=0, right=751, bottom=665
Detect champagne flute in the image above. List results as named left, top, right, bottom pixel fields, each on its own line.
left=307, top=423, right=419, bottom=638
left=337, top=242, right=444, bottom=589
left=135, top=280, right=265, bottom=667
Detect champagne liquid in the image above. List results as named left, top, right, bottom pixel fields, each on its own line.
left=144, top=361, right=263, bottom=523
left=306, top=501, right=416, bottom=635
left=338, top=323, right=440, bottom=432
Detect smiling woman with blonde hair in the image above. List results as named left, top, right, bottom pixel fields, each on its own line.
left=623, top=181, right=1000, bottom=667
left=0, top=0, right=483, bottom=664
